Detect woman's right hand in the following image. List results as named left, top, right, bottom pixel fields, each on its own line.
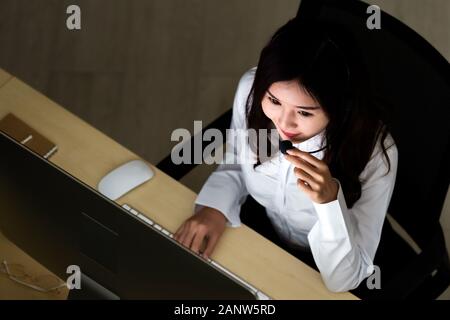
left=174, top=206, right=227, bottom=259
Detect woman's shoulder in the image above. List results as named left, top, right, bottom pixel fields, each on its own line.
left=371, top=131, right=398, bottom=164
left=231, top=67, right=257, bottom=126
left=238, top=66, right=257, bottom=88
left=360, top=131, right=398, bottom=183
left=235, top=66, right=257, bottom=102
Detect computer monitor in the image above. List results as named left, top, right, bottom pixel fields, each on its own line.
left=0, top=131, right=258, bottom=299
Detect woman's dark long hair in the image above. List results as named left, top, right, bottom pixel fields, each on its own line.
left=246, top=18, right=394, bottom=208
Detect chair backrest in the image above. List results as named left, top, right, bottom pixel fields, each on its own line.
left=296, top=0, right=450, bottom=248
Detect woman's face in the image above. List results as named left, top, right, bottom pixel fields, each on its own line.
left=261, top=80, right=329, bottom=143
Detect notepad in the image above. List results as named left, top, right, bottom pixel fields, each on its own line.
left=0, top=113, right=58, bottom=159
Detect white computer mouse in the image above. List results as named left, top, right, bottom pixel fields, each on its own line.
left=98, top=159, right=154, bottom=200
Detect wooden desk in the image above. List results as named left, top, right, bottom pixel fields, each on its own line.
left=0, top=231, right=69, bottom=299
left=0, top=68, right=12, bottom=88
left=0, top=68, right=357, bottom=300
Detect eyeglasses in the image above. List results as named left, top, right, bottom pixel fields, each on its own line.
left=0, top=260, right=67, bottom=293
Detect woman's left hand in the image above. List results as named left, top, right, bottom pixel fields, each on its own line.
left=284, top=148, right=339, bottom=204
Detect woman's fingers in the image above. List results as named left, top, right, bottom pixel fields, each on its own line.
left=297, top=178, right=314, bottom=195
left=285, top=154, right=322, bottom=181
left=175, top=224, right=219, bottom=259
left=179, top=223, right=196, bottom=248
left=286, top=148, right=325, bottom=169
left=190, top=228, right=208, bottom=254
left=173, top=223, right=186, bottom=241
left=293, top=167, right=319, bottom=190
left=202, top=234, right=220, bottom=259
left=173, top=208, right=227, bottom=259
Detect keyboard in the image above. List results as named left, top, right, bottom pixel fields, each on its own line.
left=121, top=203, right=270, bottom=300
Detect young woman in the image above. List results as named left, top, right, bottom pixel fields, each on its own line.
left=174, top=19, right=398, bottom=293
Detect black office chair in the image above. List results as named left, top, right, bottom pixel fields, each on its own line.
left=157, top=0, right=450, bottom=299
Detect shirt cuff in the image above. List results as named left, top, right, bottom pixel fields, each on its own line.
left=194, top=191, right=244, bottom=228
left=311, top=178, right=351, bottom=242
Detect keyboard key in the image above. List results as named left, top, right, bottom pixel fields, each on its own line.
left=137, top=214, right=154, bottom=226
left=161, top=229, right=171, bottom=236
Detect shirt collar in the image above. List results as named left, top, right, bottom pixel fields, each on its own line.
left=292, top=129, right=327, bottom=154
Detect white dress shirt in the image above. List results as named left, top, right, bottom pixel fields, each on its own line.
left=194, top=67, right=398, bottom=292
